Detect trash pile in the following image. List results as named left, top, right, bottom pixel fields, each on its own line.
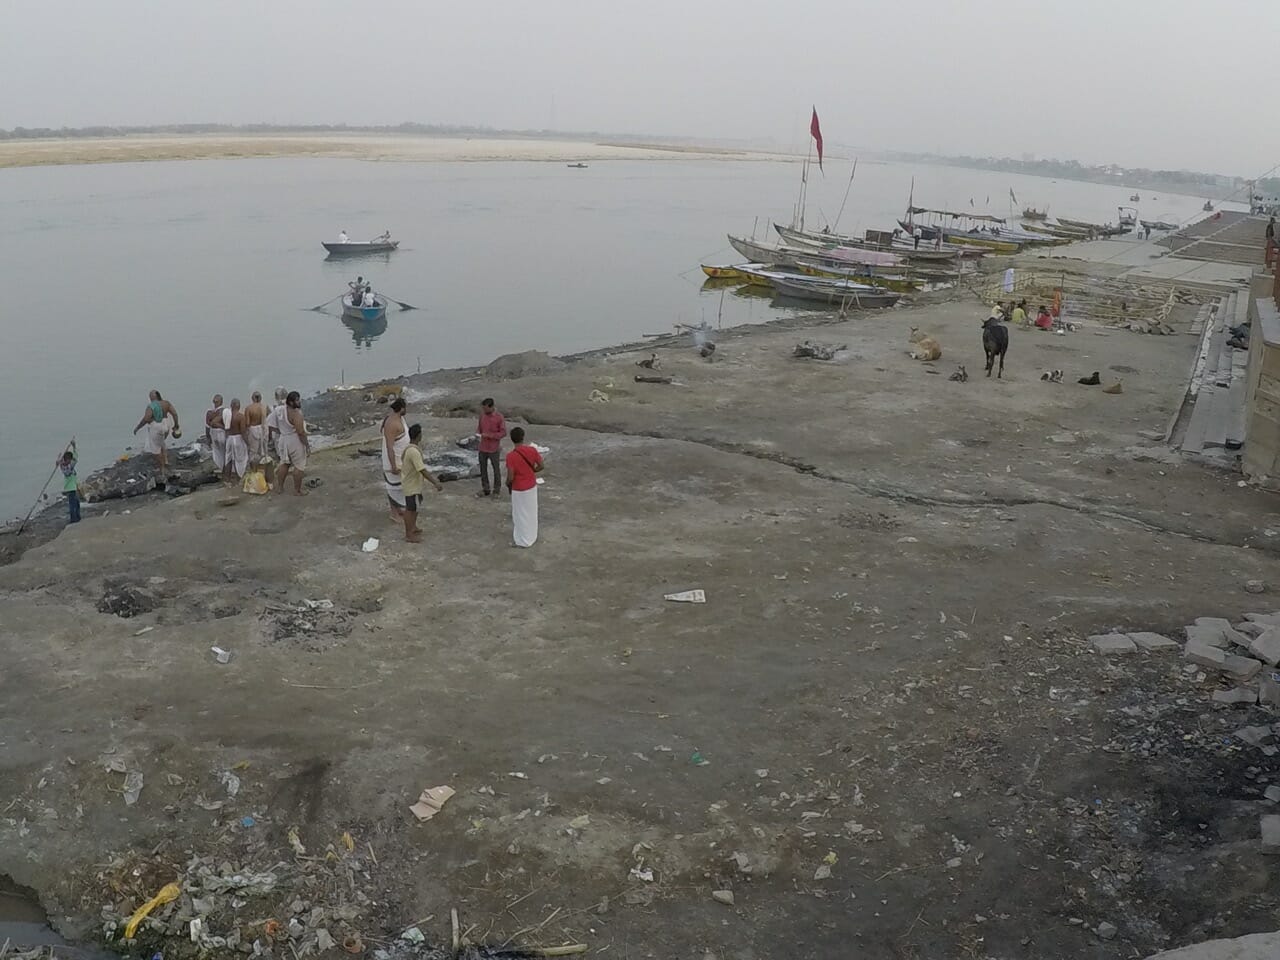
left=81, top=447, right=217, bottom=502
left=99, top=838, right=376, bottom=958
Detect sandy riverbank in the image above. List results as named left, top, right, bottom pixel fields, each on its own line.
left=0, top=134, right=783, bottom=169
left=3, top=260, right=1280, bottom=959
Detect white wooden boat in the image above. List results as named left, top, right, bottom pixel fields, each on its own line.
left=323, top=239, right=400, bottom=255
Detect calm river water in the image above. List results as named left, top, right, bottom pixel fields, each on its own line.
left=0, top=154, right=1222, bottom=520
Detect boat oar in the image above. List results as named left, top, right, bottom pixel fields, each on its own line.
left=306, top=293, right=345, bottom=312
left=16, top=435, right=76, bottom=534
left=377, top=293, right=419, bottom=311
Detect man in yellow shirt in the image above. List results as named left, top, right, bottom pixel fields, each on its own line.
left=1010, top=300, right=1028, bottom=327
left=400, top=424, right=443, bottom=543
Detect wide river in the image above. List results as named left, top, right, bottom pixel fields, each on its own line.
left=0, top=154, right=1223, bottom=520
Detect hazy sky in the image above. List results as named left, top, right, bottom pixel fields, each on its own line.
left=4, top=0, right=1277, bottom=175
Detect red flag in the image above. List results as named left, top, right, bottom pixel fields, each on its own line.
left=809, top=107, right=823, bottom=171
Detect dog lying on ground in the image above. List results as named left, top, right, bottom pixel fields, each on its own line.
left=907, top=327, right=942, bottom=361
left=636, top=353, right=660, bottom=370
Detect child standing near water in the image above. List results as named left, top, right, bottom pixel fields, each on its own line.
left=57, top=443, right=80, bottom=524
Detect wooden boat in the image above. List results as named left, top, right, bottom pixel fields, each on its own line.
left=942, top=231, right=1021, bottom=254
left=769, top=275, right=901, bottom=308
left=567, top=163, right=588, bottom=169
left=701, top=263, right=764, bottom=280
left=1022, top=207, right=1048, bottom=221
left=1203, top=200, right=1214, bottom=211
left=1140, top=219, right=1178, bottom=231
left=793, top=259, right=923, bottom=292
left=1130, top=193, right=1141, bottom=201
left=323, top=238, right=399, bottom=255
left=727, top=234, right=804, bottom=266
left=775, top=224, right=978, bottom=262
left=342, top=293, right=388, bottom=322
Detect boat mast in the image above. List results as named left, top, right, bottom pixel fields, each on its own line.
left=833, top=158, right=858, bottom=234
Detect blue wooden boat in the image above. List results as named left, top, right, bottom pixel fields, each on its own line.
left=342, top=293, right=387, bottom=322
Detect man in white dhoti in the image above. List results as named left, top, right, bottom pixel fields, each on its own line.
left=274, top=391, right=310, bottom=496
left=380, top=397, right=409, bottom=518
left=133, top=389, right=180, bottom=475
left=205, top=394, right=227, bottom=473
left=504, top=426, right=544, bottom=548
left=244, top=391, right=269, bottom=466
left=224, top=398, right=250, bottom=480
left=265, top=387, right=288, bottom=462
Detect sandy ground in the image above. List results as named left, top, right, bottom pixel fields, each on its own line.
left=0, top=135, right=779, bottom=169
left=4, top=274, right=1280, bottom=960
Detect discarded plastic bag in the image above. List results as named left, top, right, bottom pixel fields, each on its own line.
left=362, top=538, right=380, bottom=553
left=124, top=882, right=181, bottom=938
left=664, top=589, right=706, bottom=604
left=409, top=785, right=455, bottom=822
left=242, top=469, right=269, bottom=495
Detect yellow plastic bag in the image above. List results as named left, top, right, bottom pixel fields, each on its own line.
left=242, top=468, right=269, bottom=495
left=124, top=882, right=181, bottom=938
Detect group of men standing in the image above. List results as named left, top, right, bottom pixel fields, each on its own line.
left=204, top=388, right=310, bottom=495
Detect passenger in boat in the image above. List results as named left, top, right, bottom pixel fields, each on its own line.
left=338, top=229, right=349, bottom=243
left=362, top=287, right=376, bottom=308
left=349, top=276, right=365, bottom=302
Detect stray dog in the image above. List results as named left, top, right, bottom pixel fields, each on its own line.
left=636, top=353, right=660, bottom=370
left=1040, top=369, right=1063, bottom=383
left=907, top=326, right=942, bottom=361
left=948, top=365, right=968, bottom=382
left=371, top=383, right=404, bottom=401
left=982, top=316, right=1008, bottom=378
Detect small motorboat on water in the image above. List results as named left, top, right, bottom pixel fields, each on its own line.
left=1203, top=200, right=1215, bottom=211
left=342, top=293, right=387, bottom=322
left=567, top=162, right=588, bottom=169
left=323, top=232, right=400, bottom=255
left=1130, top=193, right=1141, bottom=201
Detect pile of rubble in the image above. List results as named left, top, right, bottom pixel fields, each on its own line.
left=1091, top=613, right=1280, bottom=708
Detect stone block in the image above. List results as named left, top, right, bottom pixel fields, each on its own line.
left=1245, top=612, right=1280, bottom=626
left=1251, top=627, right=1280, bottom=666
left=1266, top=785, right=1280, bottom=803
left=1237, top=725, right=1276, bottom=747
left=1260, top=672, right=1280, bottom=708
left=1185, top=640, right=1228, bottom=668
left=1225, top=655, right=1265, bottom=682
left=1187, top=621, right=1230, bottom=647
left=1130, top=632, right=1180, bottom=652
left=1090, top=634, right=1137, bottom=655
left=1237, top=622, right=1269, bottom=639
left=1213, top=687, right=1259, bottom=705
left=1261, top=814, right=1280, bottom=851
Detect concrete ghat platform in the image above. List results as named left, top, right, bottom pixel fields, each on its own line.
left=1145, top=931, right=1280, bottom=959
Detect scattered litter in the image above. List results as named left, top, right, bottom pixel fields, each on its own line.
left=220, top=771, right=241, bottom=797
left=240, top=816, right=256, bottom=829
left=712, top=890, right=735, bottom=906
left=361, top=538, right=380, bottom=553
left=134, top=626, right=154, bottom=636
left=690, top=750, right=710, bottom=766
left=409, top=785, right=456, bottom=822
left=122, top=770, right=144, bottom=806
left=400, top=927, right=426, bottom=944
left=211, top=646, right=232, bottom=664
left=569, top=814, right=591, bottom=829
left=755, top=769, right=769, bottom=778
left=629, top=866, right=654, bottom=883
left=193, top=796, right=225, bottom=812
left=124, top=882, right=181, bottom=939
left=287, top=827, right=307, bottom=856
left=664, top=589, right=706, bottom=603
left=508, top=771, right=529, bottom=779
left=302, top=599, right=335, bottom=610
left=588, top=390, right=610, bottom=403
left=813, top=864, right=832, bottom=881
left=595, top=777, right=612, bottom=785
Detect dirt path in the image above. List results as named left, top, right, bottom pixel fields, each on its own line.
left=3, top=286, right=1279, bottom=960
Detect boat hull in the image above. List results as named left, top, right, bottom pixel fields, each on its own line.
left=342, top=295, right=388, bottom=322
left=323, top=241, right=400, bottom=255
left=770, top=276, right=900, bottom=308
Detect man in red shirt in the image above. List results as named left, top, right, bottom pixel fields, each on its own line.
left=505, top=426, right=544, bottom=547
left=476, top=398, right=507, bottom=499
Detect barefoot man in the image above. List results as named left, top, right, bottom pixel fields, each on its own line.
left=505, top=426, right=544, bottom=548
left=399, top=423, right=443, bottom=542
left=205, top=394, right=227, bottom=475
left=133, top=389, right=180, bottom=475
left=245, top=391, right=269, bottom=467
left=265, top=387, right=288, bottom=464
left=224, top=399, right=249, bottom=480
left=275, top=391, right=310, bottom=496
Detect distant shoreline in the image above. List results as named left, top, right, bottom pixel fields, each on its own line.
left=0, top=133, right=790, bottom=169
